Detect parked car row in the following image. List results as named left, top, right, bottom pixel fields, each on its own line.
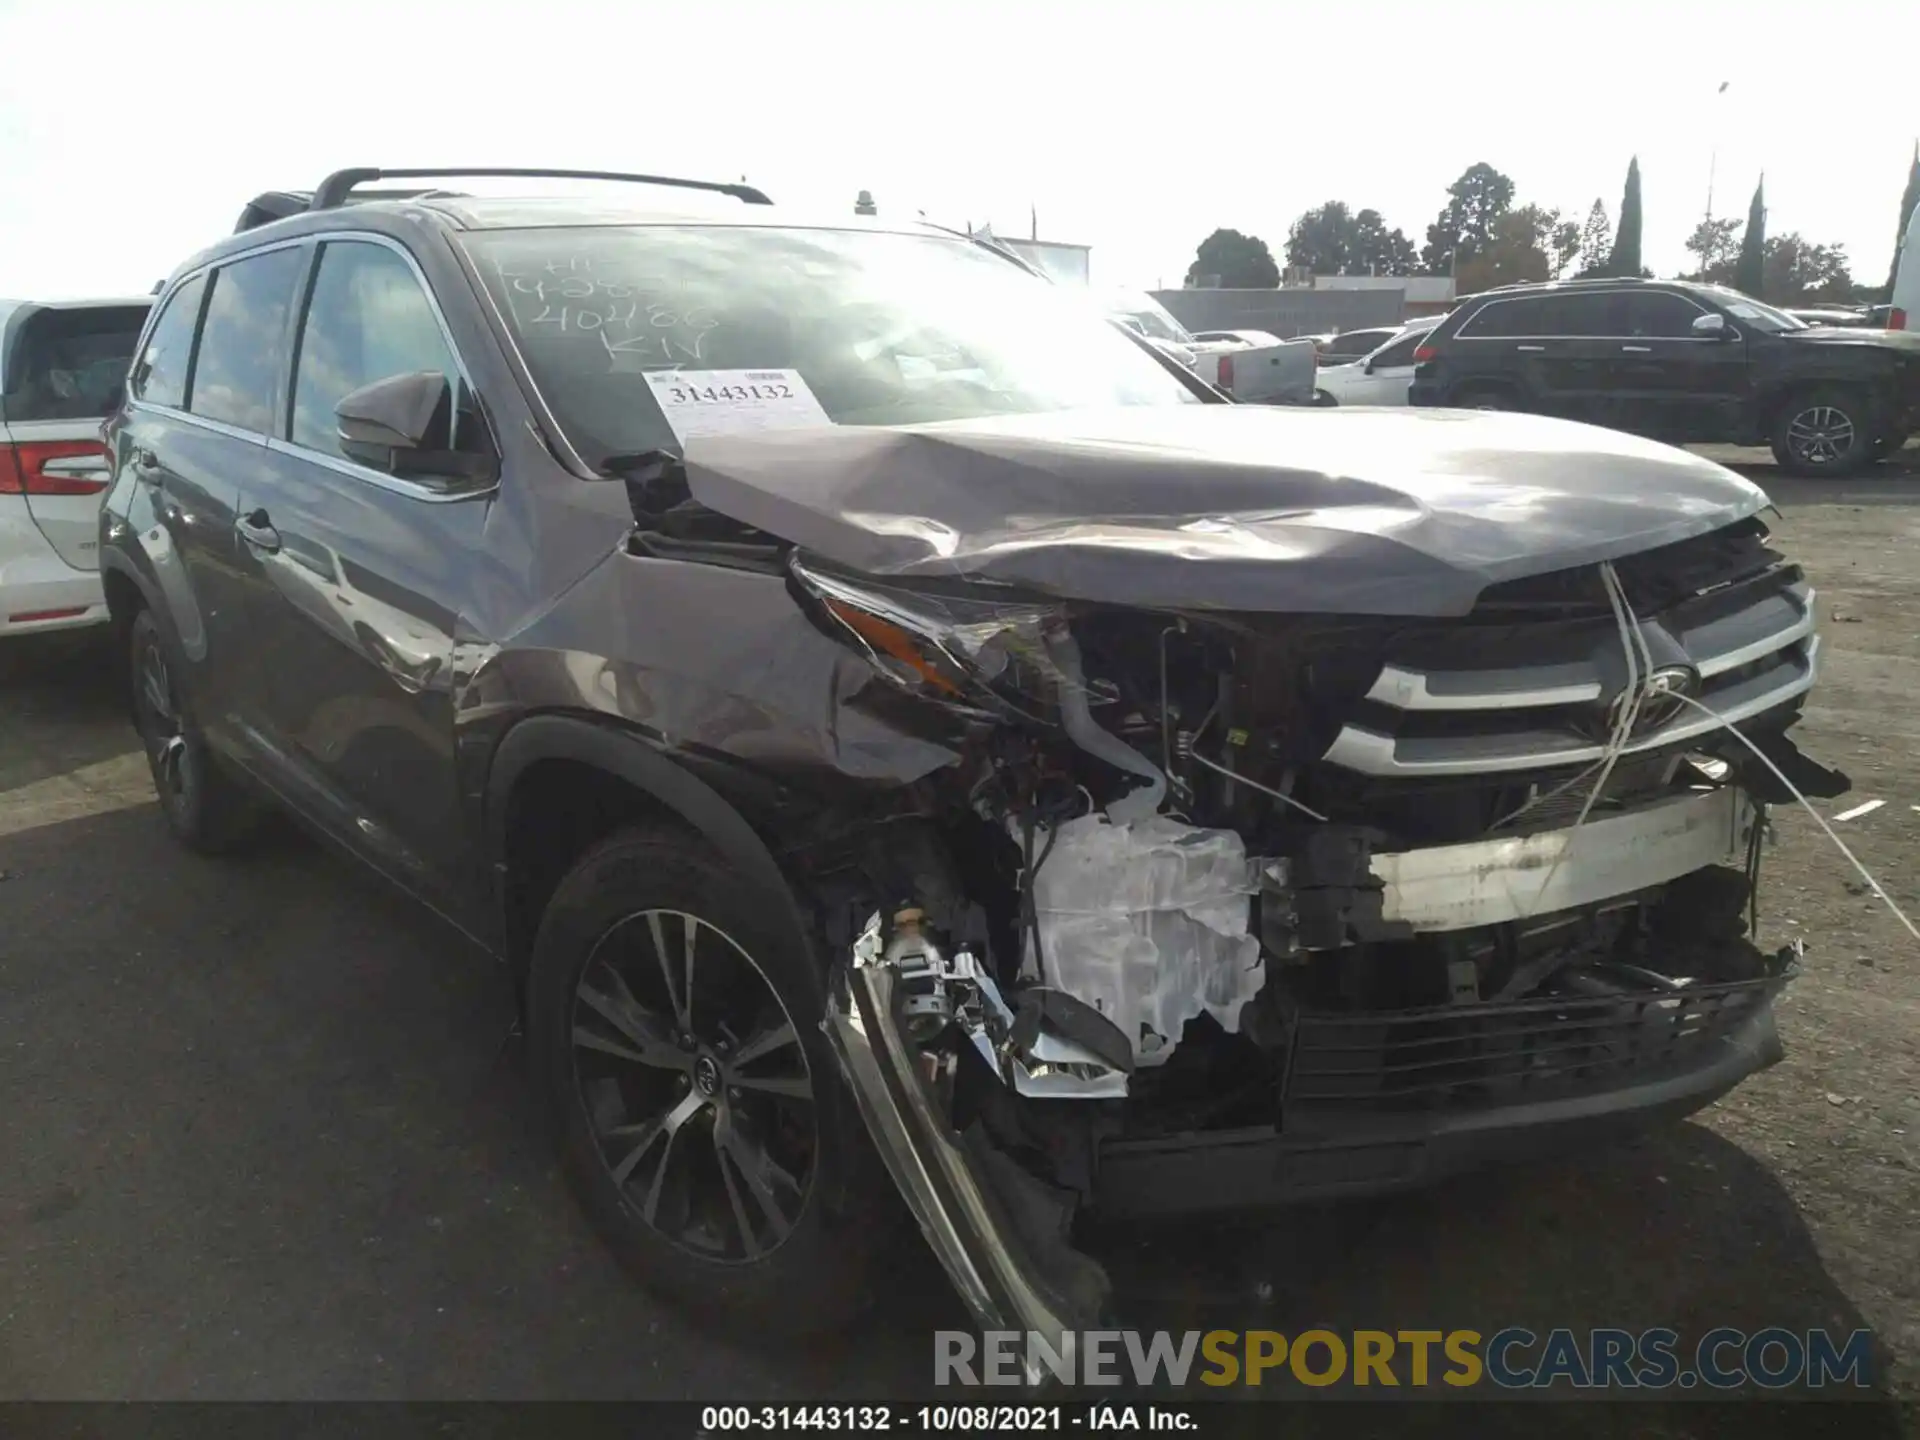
left=64, top=164, right=1851, bottom=1368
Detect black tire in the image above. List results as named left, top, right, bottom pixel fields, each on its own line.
left=127, top=609, right=261, bottom=854
left=527, top=824, right=898, bottom=1336
left=1770, top=387, right=1874, bottom=477
left=1452, top=384, right=1517, bottom=412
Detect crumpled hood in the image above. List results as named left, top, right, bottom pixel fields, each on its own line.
left=680, top=405, right=1771, bottom=617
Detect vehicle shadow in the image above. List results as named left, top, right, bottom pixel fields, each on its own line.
left=1084, top=1123, right=1899, bottom=1421
left=0, top=799, right=1898, bottom=1428
left=0, top=627, right=137, bottom=790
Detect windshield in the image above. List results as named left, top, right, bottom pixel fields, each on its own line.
left=465, top=227, right=1199, bottom=464
left=1104, top=291, right=1195, bottom=345
left=1700, top=287, right=1807, bottom=333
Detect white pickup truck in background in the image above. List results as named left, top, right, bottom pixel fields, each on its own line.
left=1105, top=291, right=1317, bottom=405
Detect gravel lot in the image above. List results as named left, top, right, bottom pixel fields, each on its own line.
left=2, top=448, right=1917, bottom=1423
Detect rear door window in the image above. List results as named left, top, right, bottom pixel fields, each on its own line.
left=1537, top=292, right=1628, bottom=337
left=1459, top=297, right=1549, bottom=338
left=130, top=274, right=208, bottom=410
left=189, top=248, right=306, bottom=434
left=2, top=304, right=151, bottom=422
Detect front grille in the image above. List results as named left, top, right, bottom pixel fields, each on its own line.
left=1321, top=545, right=1819, bottom=779
left=1280, top=968, right=1790, bottom=1128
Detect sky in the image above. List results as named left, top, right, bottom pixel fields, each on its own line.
left=1, top=0, right=1914, bottom=301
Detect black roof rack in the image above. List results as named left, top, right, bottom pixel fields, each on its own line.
left=310, top=167, right=772, bottom=211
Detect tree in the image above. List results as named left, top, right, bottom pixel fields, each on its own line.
left=1284, top=202, right=1417, bottom=276
left=1421, top=163, right=1516, bottom=274
left=1284, top=202, right=1356, bottom=274
left=1699, top=228, right=1854, bottom=305
left=1349, top=208, right=1419, bottom=276
left=1889, top=142, right=1920, bottom=292
left=1734, top=177, right=1766, bottom=298
left=1549, top=215, right=1582, bottom=278
left=1605, top=157, right=1644, bottom=277
left=1683, top=216, right=1742, bottom=279
left=1759, top=234, right=1854, bottom=303
left=1185, top=228, right=1279, bottom=288
left=1576, top=199, right=1612, bottom=274
left=1455, top=205, right=1577, bottom=294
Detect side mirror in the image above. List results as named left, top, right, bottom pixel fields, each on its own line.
left=1692, top=313, right=1729, bottom=339
left=1363, top=357, right=1377, bottom=375
left=336, top=371, right=493, bottom=484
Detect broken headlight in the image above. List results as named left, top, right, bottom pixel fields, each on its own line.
left=789, top=553, right=1063, bottom=714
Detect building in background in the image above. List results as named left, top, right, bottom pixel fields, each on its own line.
left=1155, top=274, right=1455, bottom=338
left=1311, top=273, right=1457, bottom=318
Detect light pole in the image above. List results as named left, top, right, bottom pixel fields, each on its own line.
left=1704, top=80, right=1731, bottom=226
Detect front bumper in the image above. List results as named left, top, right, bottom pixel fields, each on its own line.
left=826, top=959, right=1093, bottom=1373
left=1093, top=963, right=1791, bottom=1219
left=822, top=787, right=1789, bottom=1355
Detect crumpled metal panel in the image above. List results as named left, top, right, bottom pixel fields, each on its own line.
left=679, top=405, right=1770, bottom=616
left=478, top=546, right=964, bottom=785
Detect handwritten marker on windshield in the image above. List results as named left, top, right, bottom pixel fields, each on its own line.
left=1833, top=799, right=1885, bottom=822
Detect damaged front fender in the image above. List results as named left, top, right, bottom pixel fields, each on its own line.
left=824, top=922, right=1110, bottom=1383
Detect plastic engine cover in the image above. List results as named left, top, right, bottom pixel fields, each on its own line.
left=1024, top=814, right=1263, bottom=1067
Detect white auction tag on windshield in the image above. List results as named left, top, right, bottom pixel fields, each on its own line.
left=644, top=369, right=832, bottom=441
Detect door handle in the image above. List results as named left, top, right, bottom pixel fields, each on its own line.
left=1621, top=345, right=1653, bottom=353
left=1516, top=344, right=1546, bottom=352
left=235, top=510, right=281, bottom=554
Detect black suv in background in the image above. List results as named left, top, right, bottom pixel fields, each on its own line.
left=1408, top=277, right=1920, bottom=476
left=99, top=167, right=1841, bottom=1356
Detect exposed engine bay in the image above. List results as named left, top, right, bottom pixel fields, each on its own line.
left=626, top=440, right=1849, bottom=1371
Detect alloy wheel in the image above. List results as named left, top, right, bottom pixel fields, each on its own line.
left=137, top=634, right=189, bottom=802
left=1785, top=405, right=1856, bottom=468
left=570, top=908, right=816, bottom=1264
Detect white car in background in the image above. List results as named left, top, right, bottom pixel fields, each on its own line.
left=1104, top=292, right=1317, bottom=404
left=1315, top=314, right=1443, bottom=407
left=1, top=297, right=151, bottom=636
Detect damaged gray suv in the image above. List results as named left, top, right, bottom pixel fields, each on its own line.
left=99, top=167, right=1849, bottom=1352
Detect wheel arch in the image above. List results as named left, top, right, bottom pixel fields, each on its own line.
left=99, top=550, right=157, bottom=632
left=1759, top=373, right=1887, bottom=430
left=484, top=713, right=818, bottom=983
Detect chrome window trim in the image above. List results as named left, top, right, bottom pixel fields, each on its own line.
left=126, top=399, right=270, bottom=448
left=136, top=231, right=499, bottom=505
left=460, top=243, right=596, bottom=477
left=1454, top=289, right=1720, bottom=343
left=262, top=435, right=495, bottom=504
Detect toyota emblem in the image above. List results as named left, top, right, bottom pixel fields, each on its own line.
left=1605, top=665, right=1699, bottom=739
